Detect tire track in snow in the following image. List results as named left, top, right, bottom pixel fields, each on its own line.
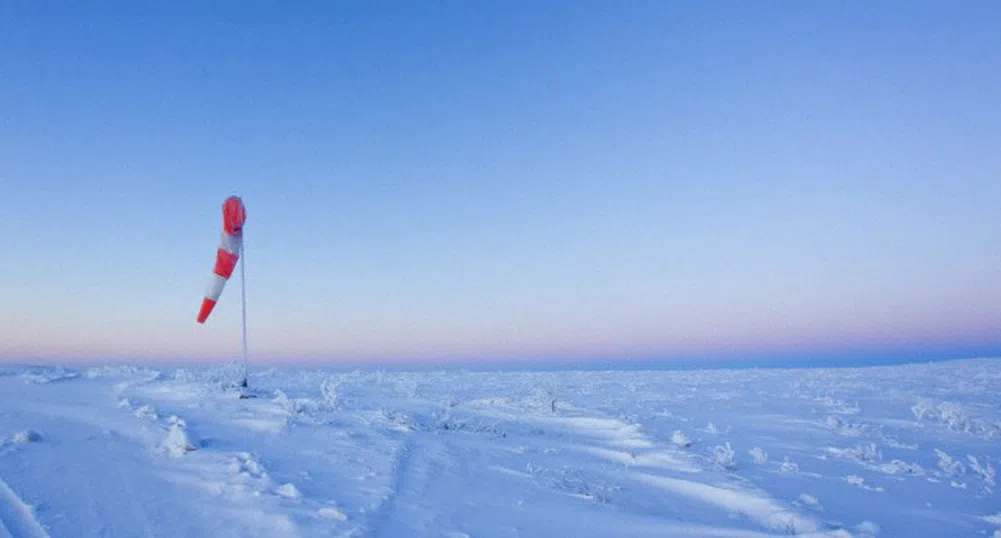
left=0, top=477, right=49, bottom=538
left=366, top=435, right=417, bottom=536
left=368, top=433, right=460, bottom=537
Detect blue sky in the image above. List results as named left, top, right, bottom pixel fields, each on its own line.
left=2, top=1, right=999, bottom=366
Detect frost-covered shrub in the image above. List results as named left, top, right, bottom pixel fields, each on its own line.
left=134, top=405, right=158, bottom=421
left=935, top=449, right=965, bottom=477
left=968, top=455, right=996, bottom=492
left=780, top=457, right=799, bottom=474
left=433, top=398, right=463, bottom=431
left=272, top=390, right=299, bottom=415
left=711, top=442, right=736, bottom=469
left=911, top=398, right=935, bottom=421
left=530, top=379, right=559, bottom=414
left=829, top=443, right=880, bottom=463
left=845, top=475, right=865, bottom=487
left=320, top=377, right=341, bottom=411
left=826, top=415, right=866, bottom=437
left=879, top=459, right=924, bottom=476
left=550, top=467, right=619, bottom=503
left=912, top=399, right=999, bottom=439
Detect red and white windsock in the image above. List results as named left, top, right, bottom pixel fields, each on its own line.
left=197, top=196, right=247, bottom=323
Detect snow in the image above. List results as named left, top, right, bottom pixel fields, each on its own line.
left=0, top=358, right=998, bottom=537
left=164, top=423, right=197, bottom=457
left=671, top=430, right=692, bottom=448
left=276, top=483, right=302, bottom=500
left=10, top=431, right=41, bottom=444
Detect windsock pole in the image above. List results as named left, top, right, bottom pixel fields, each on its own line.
left=196, top=196, right=248, bottom=392
left=239, top=239, right=248, bottom=388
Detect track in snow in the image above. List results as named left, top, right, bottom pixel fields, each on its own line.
left=370, top=433, right=464, bottom=537
left=0, top=477, right=49, bottom=538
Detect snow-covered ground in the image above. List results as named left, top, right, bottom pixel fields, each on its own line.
left=0, top=359, right=998, bottom=537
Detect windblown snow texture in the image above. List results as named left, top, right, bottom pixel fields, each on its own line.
left=0, top=359, right=998, bottom=537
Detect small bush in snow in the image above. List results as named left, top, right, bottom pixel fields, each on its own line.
left=272, top=390, right=300, bottom=416
left=765, top=511, right=816, bottom=535
left=968, top=455, right=996, bottom=491
left=320, top=377, right=341, bottom=411
left=551, top=466, right=618, bottom=503
left=780, top=457, right=799, bottom=474
left=711, top=442, right=736, bottom=469
left=912, top=399, right=998, bottom=439
left=934, top=449, right=965, bottom=477
left=879, top=459, right=924, bottom=476
left=531, top=378, right=559, bottom=414
left=911, top=398, right=934, bottom=421
left=845, top=475, right=865, bottom=487
left=828, top=443, right=880, bottom=463
left=749, top=447, right=768, bottom=464
left=670, top=430, right=691, bottom=448
left=134, top=405, right=158, bottom=421
left=433, top=400, right=463, bottom=431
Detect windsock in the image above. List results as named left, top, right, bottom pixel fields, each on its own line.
left=197, top=196, right=247, bottom=323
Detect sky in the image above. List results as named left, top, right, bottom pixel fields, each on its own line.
left=2, top=1, right=1000, bottom=367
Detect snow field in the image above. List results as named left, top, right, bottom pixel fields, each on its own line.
left=0, top=358, right=998, bottom=536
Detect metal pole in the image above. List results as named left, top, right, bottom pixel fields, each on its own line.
left=240, top=238, right=248, bottom=388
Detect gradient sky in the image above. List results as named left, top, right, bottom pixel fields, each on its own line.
left=2, top=1, right=999, bottom=366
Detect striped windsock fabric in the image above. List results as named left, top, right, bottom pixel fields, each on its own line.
left=197, top=196, right=247, bottom=324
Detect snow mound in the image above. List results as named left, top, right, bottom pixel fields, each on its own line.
left=795, top=493, right=822, bottom=511
left=854, top=520, right=880, bottom=536
left=316, top=506, right=347, bottom=521
left=134, top=405, right=158, bottom=421
left=12, top=430, right=42, bottom=443
left=229, top=452, right=267, bottom=477
left=827, top=443, right=880, bottom=463
left=275, top=483, right=301, bottom=499
left=164, top=424, right=197, bottom=457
